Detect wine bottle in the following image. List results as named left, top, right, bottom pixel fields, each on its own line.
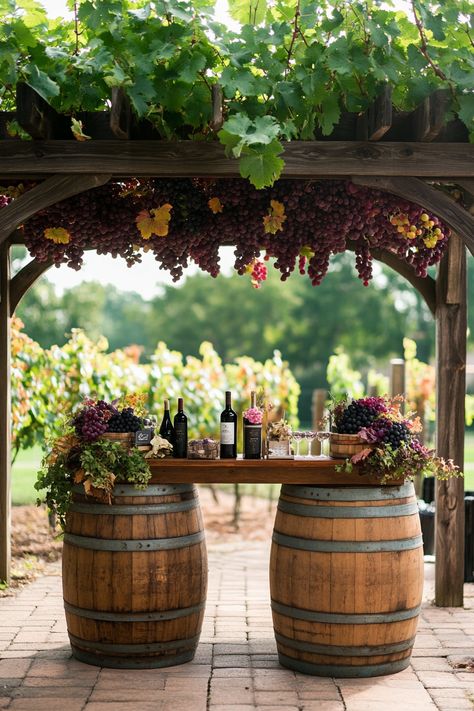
left=159, top=399, right=175, bottom=446
left=243, top=391, right=262, bottom=460
left=173, top=397, right=188, bottom=458
left=220, top=390, right=237, bottom=459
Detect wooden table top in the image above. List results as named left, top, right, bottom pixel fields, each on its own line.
left=147, top=456, right=402, bottom=487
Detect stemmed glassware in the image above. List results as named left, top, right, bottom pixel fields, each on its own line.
left=316, top=430, right=331, bottom=457
left=291, top=431, right=304, bottom=457
left=304, top=431, right=317, bottom=458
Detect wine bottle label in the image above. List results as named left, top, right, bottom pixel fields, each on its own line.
left=244, top=424, right=261, bottom=458
left=220, top=422, right=235, bottom=445
left=175, top=423, right=187, bottom=440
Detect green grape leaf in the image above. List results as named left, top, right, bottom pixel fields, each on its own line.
left=320, top=9, right=344, bottom=32
left=317, top=94, right=341, bottom=136
left=228, top=0, right=267, bottom=25
left=457, top=94, right=474, bottom=131
left=24, top=64, right=59, bottom=102
left=219, top=113, right=281, bottom=157
left=239, top=139, right=284, bottom=189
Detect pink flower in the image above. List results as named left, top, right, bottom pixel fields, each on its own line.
left=243, top=407, right=263, bottom=424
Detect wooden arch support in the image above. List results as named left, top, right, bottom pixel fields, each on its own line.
left=0, top=173, right=112, bottom=245
left=9, top=258, right=53, bottom=314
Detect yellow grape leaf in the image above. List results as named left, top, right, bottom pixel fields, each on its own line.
left=44, top=227, right=71, bottom=244
left=71, top=117, right=91, bottom=141
left=136, top=205, right=173, bottom=239
left=136, top=209, right=155, bottom=239
left=263, top=199, right=286, bottom=234
left=208, top=197, right=223, bottom=214
left=150, top=203, right=172, bottom=237
left=83, top=478, right=93, bottom=494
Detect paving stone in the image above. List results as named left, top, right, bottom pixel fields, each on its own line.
left=9, top=700, right=86, bottom=711
left=0, top=658, right=32, bottom=677
left=254, top=690, right=299, bottom=705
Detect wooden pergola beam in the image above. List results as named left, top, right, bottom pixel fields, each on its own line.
left=0, top=141, right=473, bottom=178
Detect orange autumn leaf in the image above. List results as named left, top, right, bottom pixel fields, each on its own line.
left=263, top=200, right=286, bottom=234
left=136, top=204, right=173, bottom=239
left=44, top=227, right=71, bottom=244
left=208, top=197, right=223, bottom=214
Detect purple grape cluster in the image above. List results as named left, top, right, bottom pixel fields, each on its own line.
left=335, top=400, right=383, bottom=434
left=72, top=403, right=110, bottom=441
left=14, top=178, right=450, bottom=287
left=107, top=407, right=142, bottom=433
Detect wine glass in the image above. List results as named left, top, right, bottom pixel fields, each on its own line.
left=304, top=431, right=316, bottom=459
left=316, top=430, right=331, bottom=457
left=291, top=431, right=304, bottom=458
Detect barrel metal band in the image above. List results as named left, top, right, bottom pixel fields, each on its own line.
left=281, top=482, right=413, bottom=501
left=69, top=499, right=199, bottom=516
left=274, top=631, right=416, bottom=656
left=277, top=500, right=418, bottom=519
left=64, top=600, right=205, bottom=622
left=68, top=631, right=201, bottom=654
left=72, top=483, right=195, bottom=497
left=271, top=599, right=421, bottom=624
left=278, top=652, right=411, bottom=678
left=71, top=646, right=195, bottom=669
left=63, top=529, right=205, bottom=552
left=272, top=531, right=422, bottom=553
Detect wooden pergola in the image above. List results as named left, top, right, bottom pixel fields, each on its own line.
left=0, top=86, right=473, bottom=606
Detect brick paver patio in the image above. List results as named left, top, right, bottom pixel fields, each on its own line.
left=1, top=542, right=473, bottom=711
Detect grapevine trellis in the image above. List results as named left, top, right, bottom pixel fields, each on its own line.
left=0, top=81, right=473, bottom=610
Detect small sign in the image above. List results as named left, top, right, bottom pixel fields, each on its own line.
left=135, top=428, right=154, bottom=446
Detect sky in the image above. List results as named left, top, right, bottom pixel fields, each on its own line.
left=35, top=0, right=237, bottom=299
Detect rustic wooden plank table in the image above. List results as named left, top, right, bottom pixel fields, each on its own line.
left=147, top=456, right=401, bottom=486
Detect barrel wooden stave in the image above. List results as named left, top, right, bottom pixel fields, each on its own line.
left=62, top=483, right=207, bottom=668
left=270, top=482, right=424, bottom=677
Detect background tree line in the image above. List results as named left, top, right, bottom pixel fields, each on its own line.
left=15, top=250, right=461, bottom=421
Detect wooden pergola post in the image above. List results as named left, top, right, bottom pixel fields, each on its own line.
left=435, top=234, right=467, bottom=606
left=0, top=241, right=11, bottom=583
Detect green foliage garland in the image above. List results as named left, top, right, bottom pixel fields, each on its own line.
left=0, top=0, right=473, bottom=187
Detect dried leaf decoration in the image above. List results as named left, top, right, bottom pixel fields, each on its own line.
left=71, top=117, right=91, bottom=141
left=263, top=200, right=286, bottom=234
left=136, top=204, right=173, bottom=239
left=44, top=227, right=71, bottom=244
left=208, top=197, right=224, bottom=214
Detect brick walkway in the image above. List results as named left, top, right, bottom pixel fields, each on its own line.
left=1, top=543, right=474, bottom=711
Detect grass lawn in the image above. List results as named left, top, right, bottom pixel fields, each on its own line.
left=12, top=434, right=474, bottom=506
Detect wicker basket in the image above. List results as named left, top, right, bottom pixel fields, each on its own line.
left=329, top=432, right=367, bottom=458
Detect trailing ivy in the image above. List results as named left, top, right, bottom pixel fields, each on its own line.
left=0, top=0, right=473, bottom=187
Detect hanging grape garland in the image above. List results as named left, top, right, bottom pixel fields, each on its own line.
left=4, top=179, right=449, bottom=289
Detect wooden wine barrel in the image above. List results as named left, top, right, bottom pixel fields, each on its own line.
left=270, top=482, right=423, bottom=677
left=62, top=483, right=207, bottom=668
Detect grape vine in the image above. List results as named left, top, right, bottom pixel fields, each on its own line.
left=13, top=178, right=449, bottom=287
left=0, top=0, right=472, bottom=188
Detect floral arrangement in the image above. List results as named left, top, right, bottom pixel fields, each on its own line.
left=243, top=406, right=263, bottom=425
left=267, top=418, right=293, bottom=442
left=331, top=395, right=461, bottom=483
left=35, top=398, right=151, bottom=526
